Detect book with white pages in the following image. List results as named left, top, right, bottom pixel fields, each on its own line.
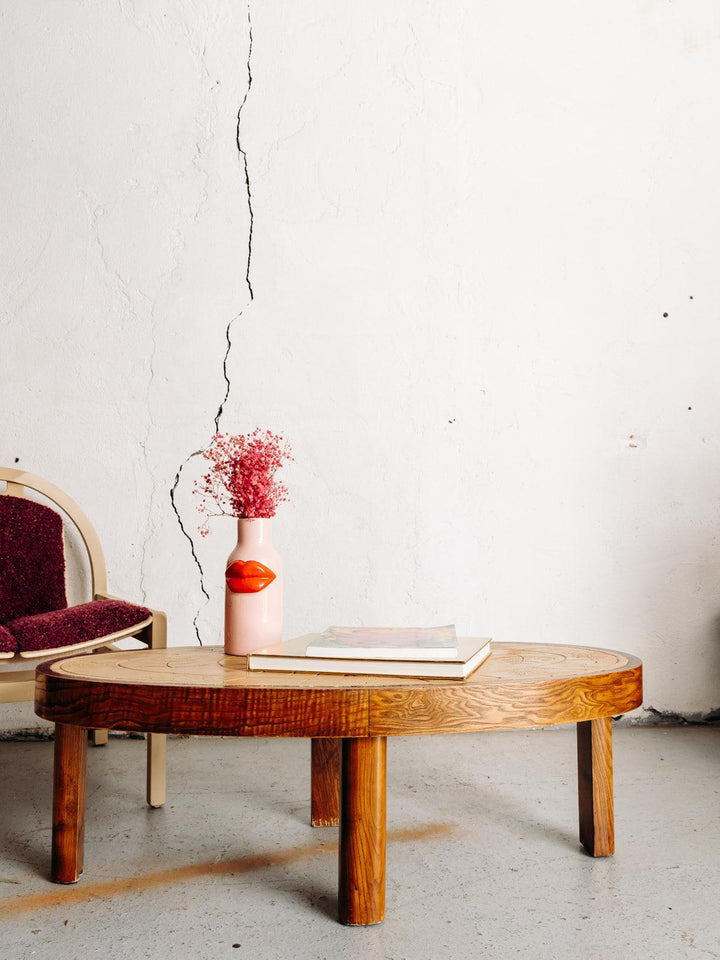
left=247, top=635, right=492, bottom=680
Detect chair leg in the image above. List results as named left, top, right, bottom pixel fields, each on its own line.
left=147, top=609, right=167, bottom=652
left=145, top=610, right=167, bottom=808
left=147, top=733, right=167, bottom=808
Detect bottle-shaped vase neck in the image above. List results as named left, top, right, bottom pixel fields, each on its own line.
left=235, top=517, right=273, bottom=547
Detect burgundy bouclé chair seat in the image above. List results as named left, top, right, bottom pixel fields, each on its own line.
left=0, top=624, right=15, bottom=655
left=4, top=599, right=152, bottom=655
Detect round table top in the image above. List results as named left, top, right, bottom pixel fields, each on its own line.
left=35, top=642, right=643, bottom=738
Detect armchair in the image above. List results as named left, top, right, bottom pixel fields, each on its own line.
left=0, top=468, right=166, bottom=807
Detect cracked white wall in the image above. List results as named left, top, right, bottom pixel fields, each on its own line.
left=0, top=2, right=252, bottom=675
left=3, top=0, right=720, bottom=729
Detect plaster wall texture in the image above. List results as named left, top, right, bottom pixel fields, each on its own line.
left=2, top=1, right=720, bottom=723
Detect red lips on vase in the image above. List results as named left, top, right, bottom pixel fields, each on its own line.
left=224, top=560, right=277, bottom=594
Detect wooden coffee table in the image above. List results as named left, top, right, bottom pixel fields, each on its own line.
left=35, top=642, right=642, bottom=925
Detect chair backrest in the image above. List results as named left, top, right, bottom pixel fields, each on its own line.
left=0, top=494, right=67, bottom=622
left=0, top=469, right=108, bottom=610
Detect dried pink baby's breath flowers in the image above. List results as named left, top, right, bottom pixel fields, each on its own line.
left=194, top=429, right=293, bottom=536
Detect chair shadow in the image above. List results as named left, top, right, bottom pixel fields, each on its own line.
left=0, top=739, right=54, bottom=877
left=0, top=736, right=157, bottom=882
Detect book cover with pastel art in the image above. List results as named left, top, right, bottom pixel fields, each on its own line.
left=305, top=624, right=459, bottom=660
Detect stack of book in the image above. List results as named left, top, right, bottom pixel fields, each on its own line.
left=246, top=625, right=492, bottom=680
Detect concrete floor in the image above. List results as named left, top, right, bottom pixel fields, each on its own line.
left=0, top=725, right=718, bottom=960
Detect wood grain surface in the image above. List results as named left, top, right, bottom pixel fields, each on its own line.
left=338, top=737, right=387, bottom=925
left=35, top=643, right=642, bottom=738
left=577, top=716, right=614, bottom=856
left=51, top=723, right=87, bottom=884
left=311, top=738, right=340, bottom=827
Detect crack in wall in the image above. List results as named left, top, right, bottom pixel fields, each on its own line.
left=214, top=314, right=239, bottom=431
left=143, top=17, right=221, bottom=609
left=170, top=2, right=255, bottom=645
left=170, top=453, right=210, bottom=645
left=236, top=6, right=255, bottom=303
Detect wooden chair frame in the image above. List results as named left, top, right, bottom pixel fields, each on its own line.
left=0, top=468, right=166, bottom=807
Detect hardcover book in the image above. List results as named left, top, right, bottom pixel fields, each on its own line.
left=246, top=635, right=492, bottom=680
left=305, top=624, right=459, bottom=661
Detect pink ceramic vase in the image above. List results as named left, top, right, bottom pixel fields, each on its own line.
left=224, top=518, right=283, bottom=655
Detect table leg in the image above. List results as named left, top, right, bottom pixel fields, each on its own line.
left=577, top=716, right=614, bottom=857
left=338, top=736, right=387, bottom=925
left=311, top=738, right=340, bottom=826
left=51, top=723, right=87, bottom=883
